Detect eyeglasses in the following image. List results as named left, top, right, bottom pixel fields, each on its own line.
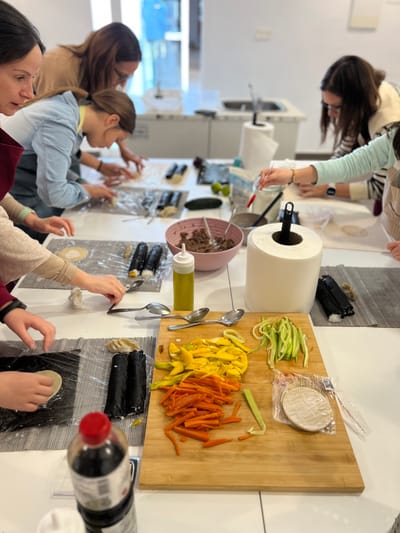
left=321, top=101, right=342, bottom=111
left=114, top=68, right=132, bottom=84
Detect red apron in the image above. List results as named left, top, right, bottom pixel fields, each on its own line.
left=0, top=128, right=24, bottom=307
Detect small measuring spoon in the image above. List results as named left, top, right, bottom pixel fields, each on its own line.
left=135, top=307, right=210, bottom=322
left=167, top=308, right=245, bottom=330
left=108, top=301, right=171, bottom=315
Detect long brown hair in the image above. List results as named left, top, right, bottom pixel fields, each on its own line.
left=24, top=86, right=136, bottom=134
left=0, top=0, right=45, bottom=64
left=320, top=55, right=385, bottom=148
left=61, top=22, right=142, bottom=92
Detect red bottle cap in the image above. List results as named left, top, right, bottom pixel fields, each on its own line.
left=79, top=412, right=111, bottom=445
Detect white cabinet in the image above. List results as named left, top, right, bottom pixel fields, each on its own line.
left=129, top=114, right=210, bottom=159
left=126, top=98, right=305, bottom=160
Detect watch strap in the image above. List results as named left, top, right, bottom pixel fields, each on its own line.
left=0, top=299, right=27, bottom=322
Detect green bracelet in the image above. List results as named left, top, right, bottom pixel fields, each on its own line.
left=17, top=207, right=35, bottom=222
left=0, top=299, right=27, bottom=323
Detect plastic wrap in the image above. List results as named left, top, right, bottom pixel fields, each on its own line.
left=0, top=350, right=80, bottom=432
left=0, top=337, right=155, bottom=451
left=272, top=370, right=336, bottom=435
left=71, top=186, right=188, bottom=219
left=19, top=239, right=172, bottom=292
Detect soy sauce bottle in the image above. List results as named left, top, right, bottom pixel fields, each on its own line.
left=67, top=412, right=137, bottom=532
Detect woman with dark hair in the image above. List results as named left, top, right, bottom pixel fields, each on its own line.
left=0, top=1, right=126, bottom=411
left=299, top=56, right=400, bottom=208
left=35, top=22, right=145, bottom=179
left=4, top=86, right=136, bottom=226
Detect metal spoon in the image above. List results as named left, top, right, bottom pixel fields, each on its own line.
left=108, top=301, right=171, bottom=315
left=125, top=279, right=144, bottom=292
left=135, top=307, right=210, bottom=322
left=167, top=308, right=245, bottom=330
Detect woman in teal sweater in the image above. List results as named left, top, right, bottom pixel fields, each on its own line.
left=259, top=125, right=400, bottom=260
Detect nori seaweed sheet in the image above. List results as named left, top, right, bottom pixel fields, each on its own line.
left=0, top=350, right=80, bottom=431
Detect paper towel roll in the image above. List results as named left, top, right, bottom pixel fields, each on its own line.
left=239, top=121, right=279, bottom=174
left=245, top=223, right=323, bottom=312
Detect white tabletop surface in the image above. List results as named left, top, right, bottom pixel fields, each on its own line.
left=0, top=158, right=399, bottom=533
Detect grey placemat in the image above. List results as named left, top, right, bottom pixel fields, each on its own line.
left=72, top=186, right=189, bottom=218
left=0, top=336, right=156, bottom=451
left=310, top=266, right=400, bottom=327
left=19, top=239, right=170, bottom=291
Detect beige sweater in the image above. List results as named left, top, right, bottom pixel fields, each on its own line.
left=35, top=47, right=82, bottom=94
left=0, top=195, right=78, bottom=285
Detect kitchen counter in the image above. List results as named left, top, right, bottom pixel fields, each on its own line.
left=129, top=90, right=305, bottom=160
left=0, top=159, right=398, bottom=533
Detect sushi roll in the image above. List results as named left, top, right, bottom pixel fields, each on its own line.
left=128, top=242, right=148, bottom=277
left=141, top=244, right=163, bottom=279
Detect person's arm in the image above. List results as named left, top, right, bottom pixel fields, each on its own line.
left=1, top=303, right=56, bottom=351
left=117, top=139, right=145, bottom=172
left=80, top=151, right=140, bottom=181
left=260, top=132, right=395, bottom=188
left=32, top=122, right=91, bottom=209
left=297, top=182, right=353, bottom=198
left=0, top=193, right=75, bottom=236
left=0, top=371, right=53, bottom=411
left=32, top=256, right=126, bottom=305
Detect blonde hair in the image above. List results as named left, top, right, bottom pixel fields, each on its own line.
left=25, top=86, right=136, bottom=133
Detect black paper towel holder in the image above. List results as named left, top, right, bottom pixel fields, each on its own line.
left=273, top=202, right=302, bottom=246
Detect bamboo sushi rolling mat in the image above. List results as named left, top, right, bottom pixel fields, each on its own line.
left=311, top=265, right=400, bottom=327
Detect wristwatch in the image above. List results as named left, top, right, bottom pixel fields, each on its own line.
left=326, top=183, right=336, bottom=196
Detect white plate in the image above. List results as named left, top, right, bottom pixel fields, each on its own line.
left=281, top=386, right=333, bottom=432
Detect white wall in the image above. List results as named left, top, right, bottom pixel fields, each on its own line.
left=8, top=0, right=400, bottom=155
left=9, top=0, right=93, bottom=49
left=201, top=0, right=400, bottom=154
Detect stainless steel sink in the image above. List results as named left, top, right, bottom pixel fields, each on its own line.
left=222, top=99, right=286, bottom=112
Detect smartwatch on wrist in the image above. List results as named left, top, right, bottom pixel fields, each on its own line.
left=326, top=183, right=336, bottom=196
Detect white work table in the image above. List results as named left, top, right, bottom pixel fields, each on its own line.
left=0, top=159, right=399, bottom=533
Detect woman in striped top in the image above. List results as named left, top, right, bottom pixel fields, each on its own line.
left=299, top=56, right=400, bottom=212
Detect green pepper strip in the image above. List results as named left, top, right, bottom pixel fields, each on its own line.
left=243, top=388, right=267, bottom=436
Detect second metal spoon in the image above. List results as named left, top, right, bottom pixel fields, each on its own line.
left=167, top=308, right=245, bottom=330
left=135, top=307, right=210, bottom=322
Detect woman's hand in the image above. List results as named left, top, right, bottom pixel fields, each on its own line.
left=387, top=241, right=400, bottom=260
left=259, top=167, right=293, bottom=188
left=99, top=161, right=140, bottom=181
left=83, top=184, right=117, bottom=201
left=297, top=183, right=328, bottom=198
left=0, top=371, right=53, bottom=411
left=118, top=141, right=146, bottom=172
left=24, top=213, right=75, bottom=237
left=259, top=165, right=318, bottom=189
left=3, top=307, right=56, bottom=351
left=71, top=272, right=126, bottom=305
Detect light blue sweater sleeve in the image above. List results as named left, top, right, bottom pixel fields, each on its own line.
left=313, top=131, right=397, bottom=184
left=31, top=118, right=89, bottom=209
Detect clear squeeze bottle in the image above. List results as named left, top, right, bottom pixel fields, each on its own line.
left=173, top=243, right=194, bottom=311
left=67, top=411, right=137, bottom=533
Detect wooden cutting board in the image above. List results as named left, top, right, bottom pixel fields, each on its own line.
left=140, top=312, right=364, bottom=492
